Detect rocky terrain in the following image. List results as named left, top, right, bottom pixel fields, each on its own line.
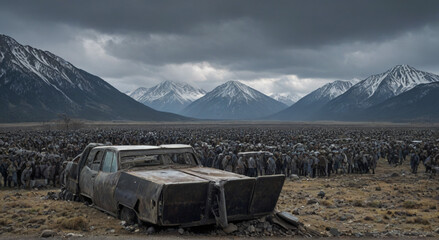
left=0, top=158, right=437, bottom=238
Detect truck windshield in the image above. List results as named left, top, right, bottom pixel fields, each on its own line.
left=120, top=152, right=197, bottom=169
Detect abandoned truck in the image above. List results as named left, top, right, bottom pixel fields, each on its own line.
left=62, top=144, right=285, bottom=227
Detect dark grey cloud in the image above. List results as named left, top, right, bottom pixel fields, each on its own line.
left=3, top=0, right=438, bottom=45
left=1, top=0, right=439, bottom=95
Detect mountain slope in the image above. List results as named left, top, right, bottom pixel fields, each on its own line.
left=269, top=80, right=354, bottom=120
left=269, top=93, right=301, bottom=106
left=360, top=82, right=439, bottom=122
left=324, top=65, right=439, bottom=119
left=181, top=81, right=287, bottom=119
left=0, top=34, right=186, bottom=122
left=129, top=81, right=206, bottom=113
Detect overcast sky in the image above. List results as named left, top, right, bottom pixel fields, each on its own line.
left=1, top=0, right=439, bottom=98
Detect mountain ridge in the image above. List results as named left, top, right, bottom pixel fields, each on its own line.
left=325, top=65, right=439, bottom=116
left=0, top=34, right=187, bottom=122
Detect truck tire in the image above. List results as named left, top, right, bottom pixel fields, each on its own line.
left=120, top=206, right=137, bottom=225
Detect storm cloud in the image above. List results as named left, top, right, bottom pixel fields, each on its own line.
left=1, top=0, right=439, bottom=97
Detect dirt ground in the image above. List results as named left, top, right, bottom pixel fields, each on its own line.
left=0, top=159, right=438, bottom=238
left=277, top=159, right=439, bottom=237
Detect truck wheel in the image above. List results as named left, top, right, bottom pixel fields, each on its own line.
left=120, top=207, right=137, bottom=225
left=65, top=191, right=73, bottom=201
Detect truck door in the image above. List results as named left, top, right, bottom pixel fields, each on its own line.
left=93, top=150, right=119, bottom=213
left=79, top=149, right=103, bottom=200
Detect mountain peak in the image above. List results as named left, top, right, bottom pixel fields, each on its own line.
left=182, top=81, right=287, bottom=119
left=0, top=34, right=20, bottom=48
left=387, top=64, right=417, bottom=74
left=224, top=80, right=244, bottom=86
left=211, top=81, right=261, bottom=100
left=158, top=80, right=178, bottom=88
left=129, top=81, right=206, bottom=113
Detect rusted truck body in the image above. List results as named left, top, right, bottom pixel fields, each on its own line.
left=63, top=144, right=285, bottom=227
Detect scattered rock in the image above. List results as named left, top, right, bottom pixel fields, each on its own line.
left=435, top=228, right=439, bottom=234
left=146, top=226, right=155, bottom=234
left=391, top=173, right=399, bottom=177
left=277, top=212, right=300, bottom=227
left=339, top=214, right=354, bottom=221
left=375, top=186, right=381, bottom=191
left=223, top=223, right=238, bottom=234
left=290, top=174, right=300, bottom=180
left=329, top=228, right=340, bottom=236
left=307, top=199, right=318, bottom=205
left=65, top=233, right=84, bottom=237
left=317, top=191, right=325, bottom=199
left=178, top=228, right=184, bottom=235
left=43, top=191, right=58, bottom=200
left=41, top=229, right=56, bottom=238
left=249, top=225, right=257, bottom=233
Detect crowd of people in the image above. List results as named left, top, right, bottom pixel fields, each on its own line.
left=1, top=125, right=438, bottom=188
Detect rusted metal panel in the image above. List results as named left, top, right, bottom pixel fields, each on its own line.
left=115, top=172, right=141, bottom=208
left=160, top=182, right=209, bottom=225
left=181, top=167, right=250, bottom=181
left=136, top=179, right=163, bottom=224
left=79, top=166, right=97, bottom=199
left=93, top=171, right=120, bottom=213
left=115, top=172, right=163, bottom=224
left=129, top=169, right=207, bottom=184
left=223, top=179, right=255, bottom=216
left=249, top=175, right=285, bottom=215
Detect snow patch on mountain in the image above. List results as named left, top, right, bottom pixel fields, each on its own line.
left=269, top=93, right=301, bottom=106
left=129, top=81, right=206, bottom=113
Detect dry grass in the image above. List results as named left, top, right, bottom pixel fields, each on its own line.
left=56, top=216, right=89, bottom=230
left=0, top=218, right=11, bottom=226
left=352, top=199, right=364, bottom=207
left=5, top=201, right=32, bottom=208
left=366, top=200, right=383, bottom=208
left=278, top=158, right=439, bottom=236
left=403, top=200, right=422, bottom=209
left=407, top=217, right=430, bottom=225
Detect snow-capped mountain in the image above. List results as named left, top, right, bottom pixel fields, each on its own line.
left=181, top=81, right=287, bottom=119
left=269, top=93, right=301, bottom=106
left=269, top=80, right=354, bottom=120
left=129, top=81, right=206, bottom=113
left=326, top=65, right=439, bottom=113
left=362, top=82, right=439, bottom=122
left=0, top=34, right=186, bottom=122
